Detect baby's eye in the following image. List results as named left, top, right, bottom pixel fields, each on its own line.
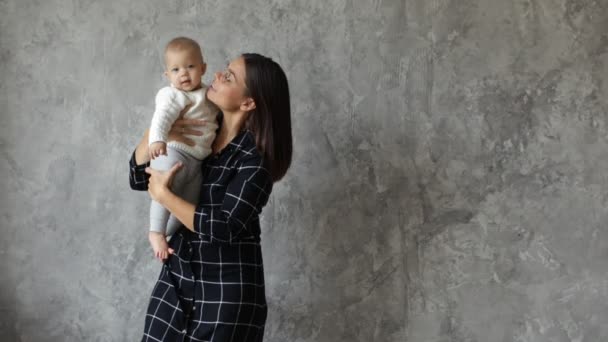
left=171, top=68, right=178, bottom=72
left=188, top=65, right=195, bottom=69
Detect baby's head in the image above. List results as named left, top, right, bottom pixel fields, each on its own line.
left=163, top=37, right=206, bottom=91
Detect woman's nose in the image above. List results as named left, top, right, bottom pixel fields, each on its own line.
left=214, top=71, right=222, bottom=81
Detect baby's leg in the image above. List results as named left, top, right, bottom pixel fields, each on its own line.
left=148, top=147, right=191, bottom=258
left=165, top=154, right=203, bottom=237
left=149, top=205, right=171, bottom=260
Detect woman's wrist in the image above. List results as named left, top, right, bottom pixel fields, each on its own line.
left=157, top=186, right=174, bottom=207
left=158, top=189, right=196, bottom=232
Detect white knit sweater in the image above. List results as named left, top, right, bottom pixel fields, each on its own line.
left=148, top=83, right=219, bottom=160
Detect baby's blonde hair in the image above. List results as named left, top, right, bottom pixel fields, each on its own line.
left=164, top=37, right=204, bottom=64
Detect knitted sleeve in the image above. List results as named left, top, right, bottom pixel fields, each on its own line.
left=148, top=86, right=191, bottom=145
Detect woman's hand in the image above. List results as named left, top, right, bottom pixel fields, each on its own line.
left=145, top=162, right=184, bottom=204
left=167, top=118, right=208, bottom=146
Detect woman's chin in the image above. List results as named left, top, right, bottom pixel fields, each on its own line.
left=206, top=91, right=217, bottom=105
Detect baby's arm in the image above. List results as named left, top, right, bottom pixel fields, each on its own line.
left=149, top=87, right=191, bottom=159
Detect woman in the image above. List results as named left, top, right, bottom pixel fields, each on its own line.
left=129, top=53, right=292, bottom=341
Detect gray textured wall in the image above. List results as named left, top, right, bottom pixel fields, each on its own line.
left=1, top=0, right=607, bottom=341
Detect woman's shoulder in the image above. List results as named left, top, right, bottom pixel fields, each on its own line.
left=236, top=130, right=258, bottom=152
left=231, top=131, right=268, bottom=170
left=204, top=130, right=272, bottom=189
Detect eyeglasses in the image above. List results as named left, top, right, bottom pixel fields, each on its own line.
left=219, top=65, right=249, bottom=94
left=220, top=69, right=233, bottom=82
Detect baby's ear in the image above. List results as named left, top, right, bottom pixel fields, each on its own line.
left=201, top=63, right=207, bottom=74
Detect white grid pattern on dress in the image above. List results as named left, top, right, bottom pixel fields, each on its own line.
left=130, top=126, right=270, bottom=341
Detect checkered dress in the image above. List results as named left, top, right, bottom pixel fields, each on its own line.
left=129, top=127, right=272, bottom=342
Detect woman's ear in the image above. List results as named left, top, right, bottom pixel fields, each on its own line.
left=240, top=98, right=256, bottom=112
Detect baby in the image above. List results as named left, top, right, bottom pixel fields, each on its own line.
left=147, top=37, right=218, bottom=260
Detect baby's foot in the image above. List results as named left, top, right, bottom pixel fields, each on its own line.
left=149, top=232, right=173, bottom=261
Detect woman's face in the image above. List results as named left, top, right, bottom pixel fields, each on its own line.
left=207, top=56, right=250, bottom=112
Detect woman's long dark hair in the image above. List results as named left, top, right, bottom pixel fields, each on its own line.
left=242, top=53, right=293, bottom=183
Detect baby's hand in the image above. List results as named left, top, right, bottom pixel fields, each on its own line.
left=149, top=141, right=167, bottom=160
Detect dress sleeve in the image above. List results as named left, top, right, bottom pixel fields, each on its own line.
left=129, top=149, right=150, bottom=191
left=193, top=153, right=273, bottom=243
left=149, top=86, right=191, bottom=144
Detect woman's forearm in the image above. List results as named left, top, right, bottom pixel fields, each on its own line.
left=135, top=129, right=151, bottom=165
left=159, top=189, right=196, bottom=232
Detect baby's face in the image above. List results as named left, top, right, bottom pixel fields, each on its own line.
left=164, top=48, right=206, bottom=91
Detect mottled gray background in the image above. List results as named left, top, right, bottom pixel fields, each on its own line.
left=1, top=0, right=607, bottom=341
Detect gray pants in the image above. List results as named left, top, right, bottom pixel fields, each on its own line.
left=149, top=147, right=202, bottom=237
